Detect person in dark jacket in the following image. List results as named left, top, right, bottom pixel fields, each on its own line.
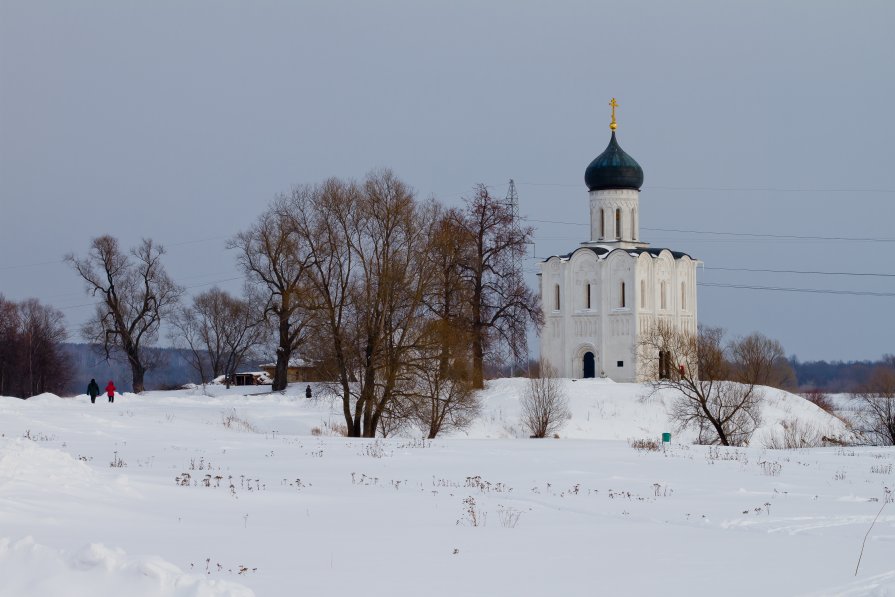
left=87, top=379, right=100, bottom=404
left=105, top=380, right=116, bottom=403
left=305, top=385, right=312, bottom=399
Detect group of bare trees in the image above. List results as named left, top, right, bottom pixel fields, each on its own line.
left=65, top=234, right=269, bottom=393
left=638, top=323, right=801, bottom=446
left=233, top=171, right=539, bottom=437
left=0, top=295, right=70, bottom=398
left=65, top=171, right=538, bottom=437
left=638, top=321, right=895, bottom=447
left=637, top=322, right=895, bottom=447
left=170, top=288, right=267, bottom=389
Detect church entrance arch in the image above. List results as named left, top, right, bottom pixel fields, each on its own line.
left=583, top=352, right=595, bottom=378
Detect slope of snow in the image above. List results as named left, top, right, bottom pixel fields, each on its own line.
left=457, top=378, right=850, bottom=444
left=0, top=380, right=891, bottom=596
left=0, top=537, right=252, bottom=597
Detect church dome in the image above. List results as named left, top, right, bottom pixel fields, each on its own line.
left=584, top=131, right=644, bottom=191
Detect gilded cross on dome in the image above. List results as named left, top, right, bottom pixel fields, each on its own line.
left=609, top=98, right=618, bottom=131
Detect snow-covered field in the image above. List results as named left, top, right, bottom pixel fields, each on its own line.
left=1, top=379, right=893, bottom=596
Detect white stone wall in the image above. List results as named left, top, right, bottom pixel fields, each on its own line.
left=589, top=188, right=641, bottom=244
left=539, top=248, right=698, bottom=382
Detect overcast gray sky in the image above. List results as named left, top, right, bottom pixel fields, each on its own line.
left=2, top=0, right=894, bottom=362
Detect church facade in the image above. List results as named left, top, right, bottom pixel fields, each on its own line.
left=538, top=101, right=699, bottom=382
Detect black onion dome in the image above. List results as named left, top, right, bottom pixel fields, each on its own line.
left=584, top=131, right=644, bottom=191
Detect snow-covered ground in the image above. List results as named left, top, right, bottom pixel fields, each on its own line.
left=1, top=379, right=893, bottom=596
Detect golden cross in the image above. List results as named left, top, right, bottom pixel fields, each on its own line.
left=609, top=97, right=618, bottom=131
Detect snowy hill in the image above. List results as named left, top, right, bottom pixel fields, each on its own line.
left=0, top=380, right=891, bottom=596
left=459, top=378, right=850, bottom=445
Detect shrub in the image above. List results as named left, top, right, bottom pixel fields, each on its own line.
left=521, top=362, right=570, bottom=438
left=629, top=438, right=661, bottom=452
left=801, top=389, right=836, bottom=414
left=221, top=409, right=258, bottom=433
left=762, top=418, right=823, bottom=449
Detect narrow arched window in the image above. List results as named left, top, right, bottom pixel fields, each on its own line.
left=615, top=209, right=621, bottom=240
left=554, top=284, right=560, bottom=310
left=640, top=279, right=646, bottom=308
left=632, top=210, right=637, bottom=241
left=661, top=281, right=667, bottom=310
left=586, top=283, right=591, bottom=309
left=681, top=282, right=686, bottom=310
left=600, top=209, right=605, bottom=239
left=620, top=281, right=626, bottom=308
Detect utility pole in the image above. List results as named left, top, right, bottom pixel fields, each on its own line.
left=506, top=179, right=521, bottom=378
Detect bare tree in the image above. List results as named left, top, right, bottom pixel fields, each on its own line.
left=0, top=295, right=71, bottom=398
left=284, top=178, right=359, bottom=431
left=347, top=171, right=437, bottom=437
left=216, top=289, right=268, bottom=388
left=16, top=299, right=71, bottom=397
left=638, top=321, right=763, bottom=446
left=454, top=184, right=542, bottom=389
left=404, top=210, right=480, bottom=438
left=286, top=171, right=437, bottom=437
left=169, top=300, right=213, bottom=385
left=407, top=319, right=480, bottom=438
left=853, top=366, right=895, bottom=445
left=521, top=362, right=570, bottom=438
left=66, top=236, right=182, bottom=393
left=729, top=332, right=797, bottom=391
left=171, top=287, right=267, bottom=387
left=0, top=296, right=20, bottom=396
left=230, top=201, right=313, bottom=392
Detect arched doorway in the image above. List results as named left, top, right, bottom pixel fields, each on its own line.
left=583, top=352, right=595, bottom=378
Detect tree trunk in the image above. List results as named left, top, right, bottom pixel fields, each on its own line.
left=272, top=314, right=291, bottom=392
left=121, top=341, right=146, bottom=394
left=710, top=416, right=729, bottom=446
left=470, top=273, right=485, bottom=389
left=130, top=362, right=145, bottom=394
left=273, top=351, right=289, bottom=392
left=471, top=323, right=484, bottom=390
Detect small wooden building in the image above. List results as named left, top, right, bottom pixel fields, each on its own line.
left=213, top=372, right=272, bottom=386
left=231, top=372, right=269, bottom=386
left=259, top=358, right=327, bottom=383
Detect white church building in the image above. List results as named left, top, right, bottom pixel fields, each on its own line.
left=539, top=100, right=700, bottom=382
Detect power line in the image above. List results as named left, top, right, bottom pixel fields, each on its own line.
left=0, top=235, right=234, bottom=272
left=706, top=266, right=895, bottom=279
left=529, top=218, right=588, bottom=227
left=698, top=282, right=895, bottom=297
left=0, top=259, right=65, bottom=271
left=516, top=181, right=895, bottom=193
left=646, top=227, right=895, bottom=243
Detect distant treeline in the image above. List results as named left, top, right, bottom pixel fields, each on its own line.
left=62, top=343, right=265, bottom=396
left=790, top=356, right=893, bottom=393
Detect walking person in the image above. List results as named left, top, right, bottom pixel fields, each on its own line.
left=87, top=378, right=100, bottom=404
left=105, top=380, right=116, bottom=403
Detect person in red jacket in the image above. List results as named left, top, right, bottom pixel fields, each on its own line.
left=105, top=380, right=116, bottom=403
